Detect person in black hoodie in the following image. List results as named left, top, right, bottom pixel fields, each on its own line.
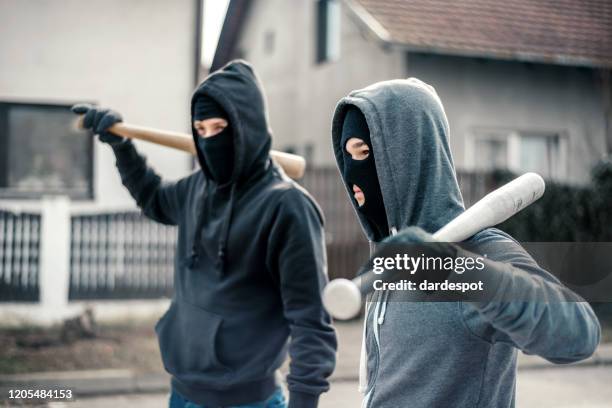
left=72, top=60, right=337, bottom=408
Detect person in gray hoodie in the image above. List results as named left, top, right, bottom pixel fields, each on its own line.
left=331, top=77, right=601, bottom=407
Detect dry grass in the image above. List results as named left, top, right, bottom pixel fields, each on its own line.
left=0, top=320, right=163, bottom=375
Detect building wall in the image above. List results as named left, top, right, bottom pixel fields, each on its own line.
left=0, top=0, right=198, bottom=206
left=234, top=0, right=405, bottom=166
left=232, top=0, right=606, bottom=184
left=407, top=54, right=607, bottom=184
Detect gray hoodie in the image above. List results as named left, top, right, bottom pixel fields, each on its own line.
left=331, top=78, right=601, bottom=407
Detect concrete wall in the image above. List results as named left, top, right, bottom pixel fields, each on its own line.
left=0, top=0, right=198, bottom=206
left=406, top=54, right=607, bottom=184
left=234, top=0, right=405, bottom=166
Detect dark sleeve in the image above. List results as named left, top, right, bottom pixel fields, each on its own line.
left=111, top=141, right=191, bottom=226
left=460, top=237, right=601, bottom=364
left=266, top=188, right=337, bottom=408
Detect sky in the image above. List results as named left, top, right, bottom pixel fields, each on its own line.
left=202, top=0, right=230, bottom=67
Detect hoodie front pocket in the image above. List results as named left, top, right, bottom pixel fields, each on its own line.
left=155, top=300, right=232, bottom=385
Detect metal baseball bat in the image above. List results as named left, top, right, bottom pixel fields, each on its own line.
left=75, top=117, right=306, bottom=180
left=322, top=172, right=546, bottom=320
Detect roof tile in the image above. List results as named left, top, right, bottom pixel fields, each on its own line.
left=355, top=0, right=612, bottom=67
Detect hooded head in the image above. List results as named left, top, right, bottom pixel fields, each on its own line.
left=332, top=77, right=465, bottom=242
left=191, top=60, right=272, bottom=188
left=188, top=60, right=273, bottom=272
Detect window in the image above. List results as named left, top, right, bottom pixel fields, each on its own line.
left=468, top=129, right=567, bottom=180
left=316, top=0, right=341, bottom=63
left=0, top=102, right=93, bottom=199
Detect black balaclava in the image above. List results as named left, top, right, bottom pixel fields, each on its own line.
left=340, top=106, right=389, bottom=241
left=193, top=96, right=234, bottom=185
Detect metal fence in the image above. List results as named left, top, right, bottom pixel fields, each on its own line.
left=0, top=209, right=41, bottom=302
left=300, top=167, right=370, bottom=279
left=0, top=169, right=497, bottom=302
left=456, top=170, right=497, bottom=207
left=69, top=212, right=176, bottom=300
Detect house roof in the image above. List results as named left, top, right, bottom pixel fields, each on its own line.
left=351, top=0, right=612, bottom=68
left=212, top=0, right=612, bottom=70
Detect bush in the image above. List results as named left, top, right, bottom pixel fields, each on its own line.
left=494, top=160, right=612, bottom=326
left=496, top=158, right=612, bottom=242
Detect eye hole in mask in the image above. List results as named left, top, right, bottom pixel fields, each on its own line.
left=344, top=137, right=370, bottom=161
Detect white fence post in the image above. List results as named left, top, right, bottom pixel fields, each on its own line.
left=39, top=195, right=71, bottom=322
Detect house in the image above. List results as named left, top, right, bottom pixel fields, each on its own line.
left=212, top=0, right=612, bottom=185
left=0, top=0, right=201, bottom=323
left=0, top=0, right=201, bottom=205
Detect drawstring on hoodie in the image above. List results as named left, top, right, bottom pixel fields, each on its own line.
left=378, top=226, right=397, bottom=325
left=216, top=184, right=236, bottom=274
left=378, top=290, right=390, bottom=325
left=187, top=183, right=236, bottom=276
left=187, top=190, right=208, bottom=268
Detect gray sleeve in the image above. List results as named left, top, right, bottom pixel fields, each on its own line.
left=460, top=237, right=601, bottom=364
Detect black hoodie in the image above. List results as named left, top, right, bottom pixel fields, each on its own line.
left=109, top=60, right=337, bottom=407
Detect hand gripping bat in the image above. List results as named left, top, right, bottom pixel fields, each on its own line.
left=323, top=172, right=546, bottom=320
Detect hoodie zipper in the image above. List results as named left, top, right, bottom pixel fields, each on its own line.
left=377, top=226, right=396, bottom=326
left=378, top=227, right=397, bottom=326
left=362, top=227, right=397, bottom=408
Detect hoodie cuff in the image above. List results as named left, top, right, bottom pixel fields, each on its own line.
left=288, top=391, right=320, bottom=408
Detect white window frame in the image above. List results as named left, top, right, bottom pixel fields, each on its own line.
left=466, top=128, right=568, bottom=180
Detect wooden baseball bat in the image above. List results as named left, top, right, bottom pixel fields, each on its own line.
left=76, top=118, right=306, bottom=180
left=322, top=173, right=546, bottom=320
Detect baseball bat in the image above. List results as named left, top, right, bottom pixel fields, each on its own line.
left=322, top=172, right=546, bottom=320
left=75, top=117, right=306, bottom=180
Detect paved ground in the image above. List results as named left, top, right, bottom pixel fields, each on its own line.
left=2, top=321, right=612, bottom=407
left=43, top=365, right=612, bottom=407
left=516, top=366, right=612, bottom=408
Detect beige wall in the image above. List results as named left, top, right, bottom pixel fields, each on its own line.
left=407, top=54, right=607, bottom=184
left=0, top=0, right=198, bottom=206
left=235, top=0, right=405, bottom=166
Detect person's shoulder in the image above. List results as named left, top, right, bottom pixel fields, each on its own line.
left=184, top=168, right=204, bottom=182
left=468, top=227, right=517, bottom=245
left=267, top=179, right=325, bottom=225
left=467, top=227, right=544, bottom=271
left=265, top=176, right=309, bottom=202
left=175, top=168, right=204, bottom=190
